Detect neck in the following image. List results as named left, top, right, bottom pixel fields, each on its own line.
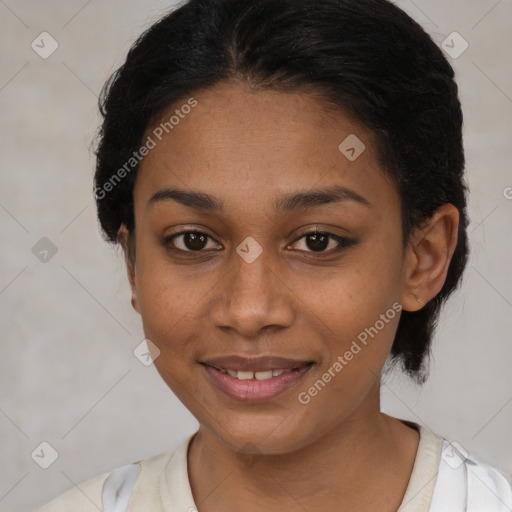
left=187, top=387, right=420, bottom=512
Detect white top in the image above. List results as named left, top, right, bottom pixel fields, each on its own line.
left=36, top=420, right=512, bottom=512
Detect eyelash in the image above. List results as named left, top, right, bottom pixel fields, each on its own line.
left=163, top=229, right=355, bottom=256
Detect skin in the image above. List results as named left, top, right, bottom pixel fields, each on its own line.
left=118, top=81, right=459, bottom=512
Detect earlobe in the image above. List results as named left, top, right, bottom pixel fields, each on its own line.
left=131, top=293, right=140, bottom=313
left=401, top=204, right=459, bottom=312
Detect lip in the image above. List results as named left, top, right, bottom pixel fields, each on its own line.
left=201, top=355, right=313, bottom=372
left=200, top=355, right=314, bottom=403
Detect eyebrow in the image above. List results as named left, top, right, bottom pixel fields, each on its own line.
left=147, top=185, right=371, bottom=212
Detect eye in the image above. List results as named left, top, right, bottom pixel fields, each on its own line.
left=163, top=228, right=354, bottom=256
left=164, top=230, right=221, bottom=252
left=289, top=230, right=353, bottom=254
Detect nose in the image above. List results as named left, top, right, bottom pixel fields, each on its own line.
left=209, top=246, right=295, bottom=338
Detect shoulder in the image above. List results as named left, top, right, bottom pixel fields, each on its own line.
left=462, top=447, right=512, bottom=508
left=431, top=436, right=512, bottom=511
left=35, top=469, right=111, bottom=512
left=399, top=421, right=512, bottom=512
left=35, top=450, right=175, bottom=512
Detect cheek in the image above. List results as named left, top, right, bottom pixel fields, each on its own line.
left=294, top=231, right=404, bottom=382
left=300, top=237, right=403, bottom=331
left=132, top=242, right=205, bottom=372
left=134, top=236, right=209, bottom=324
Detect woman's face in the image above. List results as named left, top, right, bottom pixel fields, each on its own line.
left=128, top=81, right=410, bottom=454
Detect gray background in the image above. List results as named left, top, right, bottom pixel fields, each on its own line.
left=0, top=1, right=511, bottom=510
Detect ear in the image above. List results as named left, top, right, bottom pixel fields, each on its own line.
left=117, top=223, right=139, bottom=313
left=401, top=204, right=459, bottom=312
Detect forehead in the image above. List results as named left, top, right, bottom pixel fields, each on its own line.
left=134, top=81, right=396, bottom=213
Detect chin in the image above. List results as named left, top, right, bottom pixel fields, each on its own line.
left=204, top=409, right=318, bottom=456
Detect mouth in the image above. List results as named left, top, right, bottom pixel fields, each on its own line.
left=199, top=355, right=315, bottom=403
left=211, top=367, right=300, bottom=380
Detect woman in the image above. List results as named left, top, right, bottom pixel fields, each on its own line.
left=37, top=0, right=512, bottom=510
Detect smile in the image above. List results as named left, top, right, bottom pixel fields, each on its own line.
left=200, top=357, right=314, bottom=403
left=216, top=368, right=294, bottom=380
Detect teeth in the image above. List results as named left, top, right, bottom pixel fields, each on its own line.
left=236, top=371, right=254, bottom=380
left=220, top=368, right=292, bottom=380
left=254, top=370, right=273, bottom=380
